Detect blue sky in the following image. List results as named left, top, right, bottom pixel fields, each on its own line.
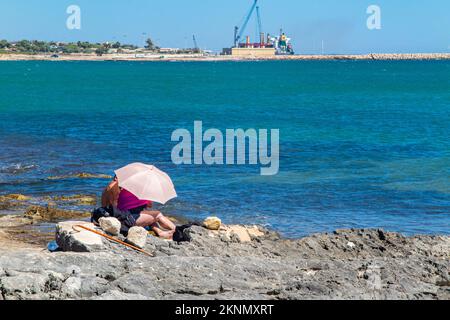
left=0, top=0, right=448, bottom=53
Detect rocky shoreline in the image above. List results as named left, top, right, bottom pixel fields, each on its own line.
left=0, top=224, right=449, bottom=300
left=1, top=53, right=450, bottom=62
left=0, top=194, right=449, bottom=300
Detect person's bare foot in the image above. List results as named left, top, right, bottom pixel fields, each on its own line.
left=153, top=226, right=174, bottom=240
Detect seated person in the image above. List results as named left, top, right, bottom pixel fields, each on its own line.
left=101, top=177, right=176, bottom=239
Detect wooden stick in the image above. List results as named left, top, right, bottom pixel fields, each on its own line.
left=74, top=224, right=153, bottom=257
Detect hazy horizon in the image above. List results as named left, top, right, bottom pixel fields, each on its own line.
left=0, top=0, right=449, bottom=54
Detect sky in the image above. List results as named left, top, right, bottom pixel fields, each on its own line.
left=0, top=0, right=449, bottom=54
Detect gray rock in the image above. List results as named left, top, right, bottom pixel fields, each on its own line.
left=99, top=217, right=121, bottom=236
left=94, top=290, right=149, bottom=300
left=61, top=277, right=82, bottom=297
left=0, top=273, right=48, bottom=299
left=56, top=221, right=104, bottom=252
left=0, top=228, right=448, bottom=300
left=79, top=276, right=109, bottom=298
left=126, top=226, right=148, bottom=249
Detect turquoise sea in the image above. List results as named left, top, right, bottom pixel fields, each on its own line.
left=0, top=60, right=449, bottom=237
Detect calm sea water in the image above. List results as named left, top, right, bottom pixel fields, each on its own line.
left=0, top=60, right=449, bottom=237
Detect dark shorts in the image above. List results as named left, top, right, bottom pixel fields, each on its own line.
left=128, top=205, right=147, bottom=222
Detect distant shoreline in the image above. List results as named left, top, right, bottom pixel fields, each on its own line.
left=1, top=52, right=450, bottom=62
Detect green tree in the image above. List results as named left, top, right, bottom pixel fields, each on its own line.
left=16, top=40, right=32, bottom=52
left=145, top=38, right=156, bottom=50
left=0, top=40, right=10, bottom=49
left=62, top=43, right=81, bottom=54
left=95, top=47, right=107, bottom=56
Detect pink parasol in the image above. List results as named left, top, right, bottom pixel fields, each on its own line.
left=114, top=163, right=177, bottom=205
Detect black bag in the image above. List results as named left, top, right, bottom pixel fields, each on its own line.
left=91, top=206, right=137, bottom=236
left=91, top=206, right=112, bottom=222
left=172, top=222, right=201, bottom=242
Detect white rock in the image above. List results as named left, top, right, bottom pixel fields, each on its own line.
left=203, top=216, right=221, bottom=230
left=99, top=217, right=121, bottom=236
left=126, top=226, right=148, bottom=249
left=56, top=221, right=104, bottom=252
left=246, top=226, right=265, bottom=239
left=226, top=225, right=251, bottom=243
left=347, top=241, right=356, bottom=249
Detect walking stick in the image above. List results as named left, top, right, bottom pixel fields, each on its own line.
left=73, top=224, right=153, bottom=257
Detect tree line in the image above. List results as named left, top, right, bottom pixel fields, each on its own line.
left=0, top=40, right=138, bottom=55
left=0, top=37, right=201, bottom=55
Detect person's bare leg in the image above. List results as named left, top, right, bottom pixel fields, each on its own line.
left=138, top=210, right=176, bottom=239
left=156, top=215, right=176, bottom=232
left=153, top=214, right=176, bottom=239
left=152, top=225, right=175, bottom=240
left=135, top=212, right=156, bottom=227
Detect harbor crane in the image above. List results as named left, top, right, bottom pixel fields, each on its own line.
left=192, top=35, right=199, bottom=52
left=225, top=0, right=294, bottom=55
left=234, top=0, right=259, bottom=47
left=256, top=6, right=262, bottom=40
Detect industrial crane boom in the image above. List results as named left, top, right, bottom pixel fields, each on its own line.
left=256, top=6, right=262, bottom=39
left=234, top=0, right=259, bottom=47
left=193, top=35, right=199, bottom=51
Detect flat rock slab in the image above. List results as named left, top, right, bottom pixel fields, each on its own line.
left=56, top=221, right=104, bottom=252
left=1, top=227, right=448, bottom=300
left=212, top=225, right=266, bottom=243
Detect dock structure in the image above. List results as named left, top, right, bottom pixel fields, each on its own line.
left=224, top=47, right=276, bottom=57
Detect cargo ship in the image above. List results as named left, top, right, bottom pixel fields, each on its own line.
left=222, top=0, right=295, bottom=57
